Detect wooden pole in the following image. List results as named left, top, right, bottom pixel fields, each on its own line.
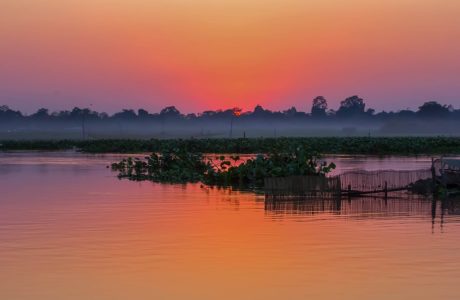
left=384, top=181, right=388, bottom=199
left=431, top=157, right=436, bottom=192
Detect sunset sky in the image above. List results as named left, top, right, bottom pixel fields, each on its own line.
left=1, top=0, right=459, bottom=113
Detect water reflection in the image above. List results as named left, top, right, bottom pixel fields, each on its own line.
left=2, top=152, right=460, bottom=300
left=265, top=196, right=460, bottom=230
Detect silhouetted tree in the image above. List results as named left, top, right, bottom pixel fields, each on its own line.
left=200, top=110, right=217, bottom=118
left=0, top=105, right=22, bottom=121
left=185, top=113, right=197, bottom=120
left=336, top=95, right=366, bottom=117
left=160, top=106, right=181, bottom=119
left=252, top=105, right=273, bottom=119
left=417, top=101, right=451, bottom=118
left=138, top=109, right=149, bottom=118
left=283, top=107, right=297, bottom=116
left=113, top=109, right=137, bottom=120
left=69, top=107, right=83, bottom=119
left=253, top=105, right=264, bottom=114
left=55, top=110, right=70, bottom=118
left=311, top=96, right=328, bottom=117
left=31, top=108, right=50, bottom=120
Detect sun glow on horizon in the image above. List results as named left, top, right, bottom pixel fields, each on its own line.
left=1, top=0, right=460, bottom=113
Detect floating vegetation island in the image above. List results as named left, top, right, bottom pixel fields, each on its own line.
left=111, top=147, right=336, bottom=187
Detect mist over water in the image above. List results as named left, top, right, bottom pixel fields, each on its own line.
left=1, top=100, right=460, bottom=139
left=2, top=117, right=460, bottom=139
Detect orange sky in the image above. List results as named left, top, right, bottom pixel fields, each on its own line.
left=1, top=0, right=460, bottom=113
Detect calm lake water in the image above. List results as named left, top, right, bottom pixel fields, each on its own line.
left=1, top=152, right=460, bottom=300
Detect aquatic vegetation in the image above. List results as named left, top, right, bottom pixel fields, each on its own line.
left=111, top=147, right=335, bottom=186
left=0, top=140, right=78, bottom=151
left=111, top=149, right=210, bottom=182
left=204, top=149, right=335, bottom=186
left=2, top=137, right=460, bottom=155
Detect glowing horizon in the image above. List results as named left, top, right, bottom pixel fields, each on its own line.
left=1, top=0, right=460, bottom=114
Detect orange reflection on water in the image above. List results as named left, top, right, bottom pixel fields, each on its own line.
left=0, top=153, right=460, bottom=299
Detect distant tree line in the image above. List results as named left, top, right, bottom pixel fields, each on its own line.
left=1, top=96, right=458, bottom=123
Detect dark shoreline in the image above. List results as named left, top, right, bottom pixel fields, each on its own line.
left=1, top=137, right=460, bottom=155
